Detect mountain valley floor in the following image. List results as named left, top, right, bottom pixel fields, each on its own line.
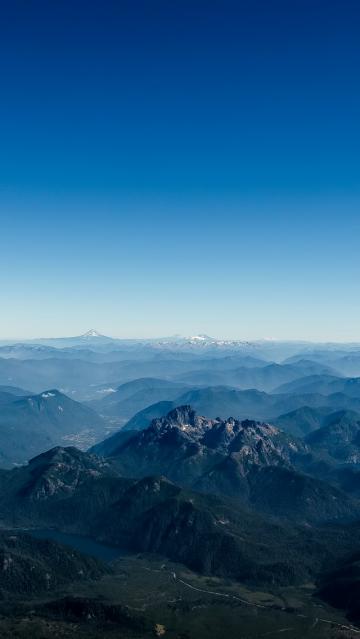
left=1, top=551, right=358, bottom=639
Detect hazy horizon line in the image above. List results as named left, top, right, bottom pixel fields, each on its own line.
left=1, top=330, right=360, bottom=345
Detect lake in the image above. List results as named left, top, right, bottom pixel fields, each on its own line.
left=29, top=529, right=129, bottom=562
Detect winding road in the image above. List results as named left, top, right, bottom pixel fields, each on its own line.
left=171, top=571, right=360, bottom=636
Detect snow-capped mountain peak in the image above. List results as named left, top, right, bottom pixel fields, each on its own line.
left=81, top=329, right=103, bottom=338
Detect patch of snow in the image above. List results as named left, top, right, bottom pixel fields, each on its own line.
left=82, top=329, right=103, bottom=338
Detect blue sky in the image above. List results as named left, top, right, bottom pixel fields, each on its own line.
left=0, top=1, right=359, bottom=340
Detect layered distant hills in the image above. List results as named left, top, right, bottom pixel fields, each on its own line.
left=2, top=333, right=360, bottom=630
left=3, top=332, right=360, bottom=467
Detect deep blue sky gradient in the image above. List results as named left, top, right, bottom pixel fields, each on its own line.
left=0, top=1, right=359, bottom=339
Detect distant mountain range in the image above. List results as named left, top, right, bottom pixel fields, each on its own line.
left=88, top=378, right=193, bottom=421
left=3, top=330, right=360, bottom=362
left=2, top=335, right=360, bottom=473
left=111, top=384, right=360, bottom=435
left=2, top=332, right=360, bottom=630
